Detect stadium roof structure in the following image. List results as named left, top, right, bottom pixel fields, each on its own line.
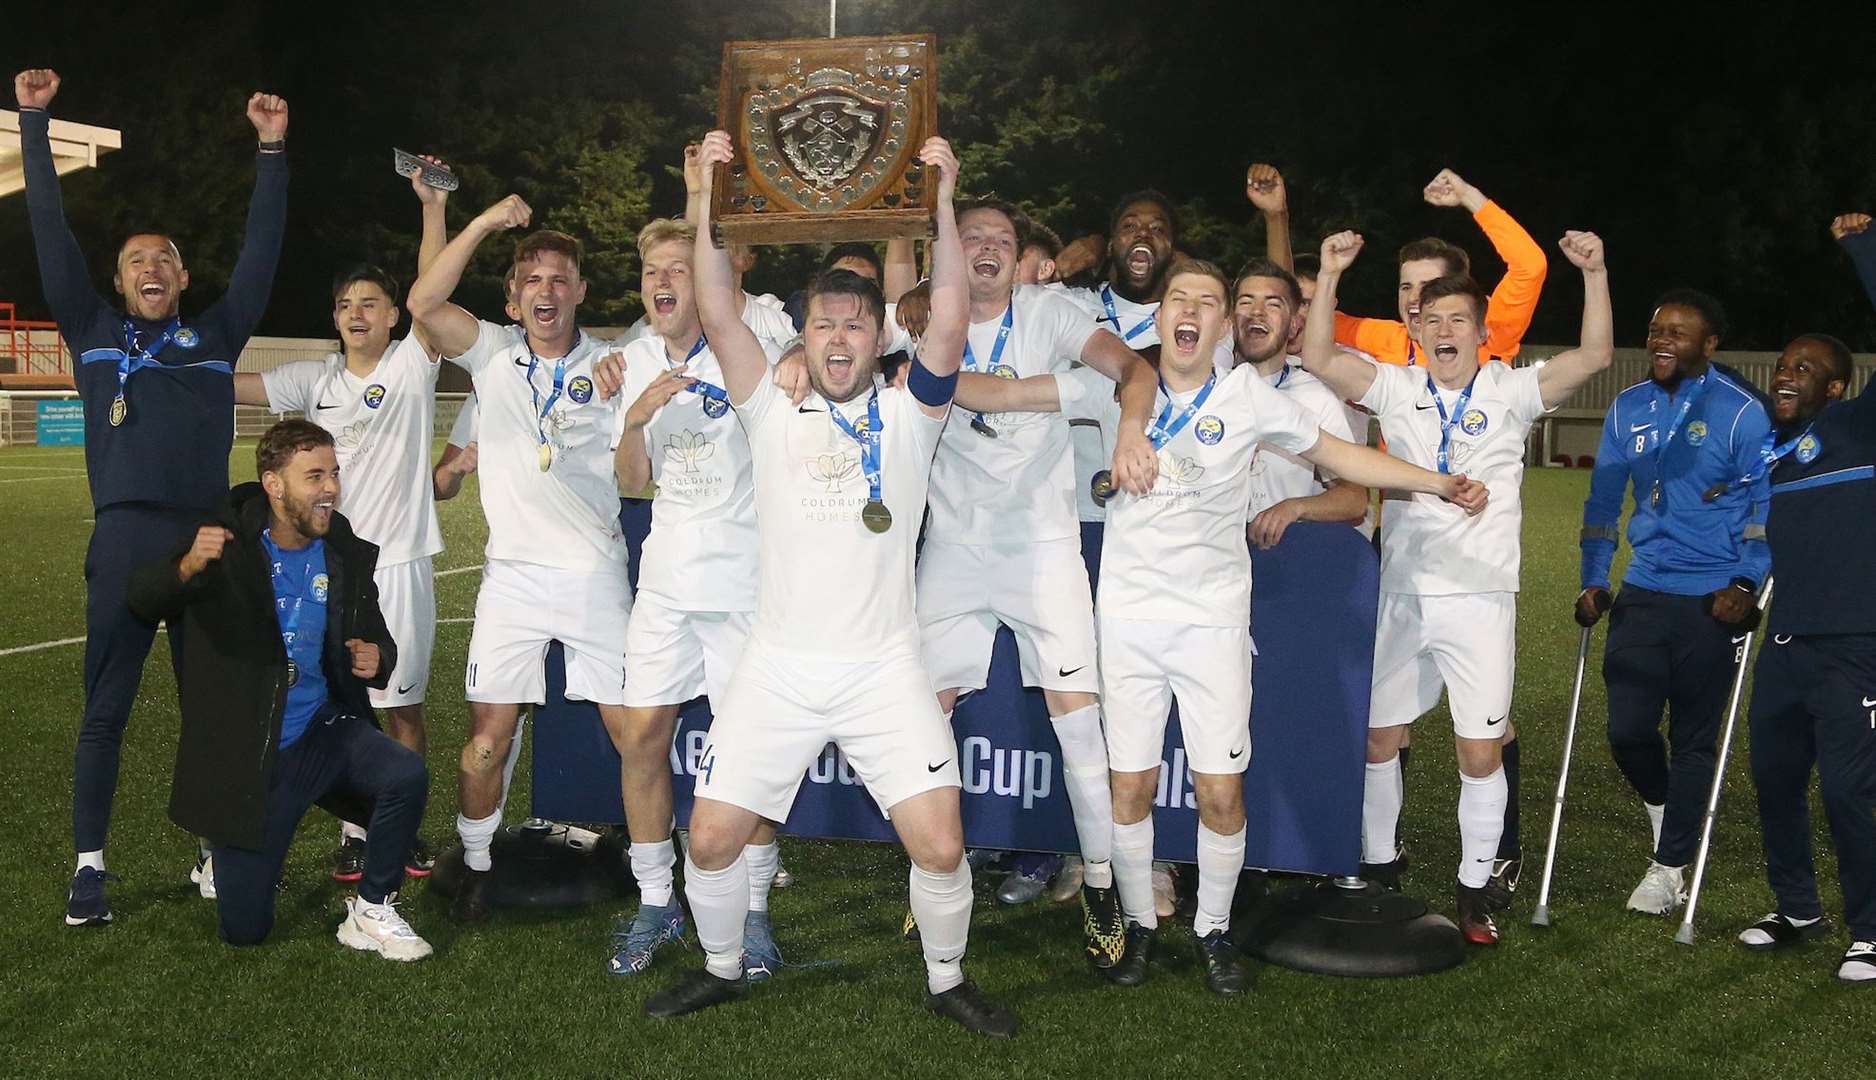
left=0, top=109, right=120, bottom=198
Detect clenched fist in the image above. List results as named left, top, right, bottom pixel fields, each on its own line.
left=178, top=526, right=235, bottom=583
left=1831, top=213, right=1873, bottom=242
left=475, top=194, right=532, bottom=234
left=14, top=68, right=59, bottom=110
left=247, top=93, right=288, bottom=142
left=1320, top=231, right=1365, bottom=274
left=1245, top=163, right=1287, bottom=215
left=345, top=638, right=381, bottom=680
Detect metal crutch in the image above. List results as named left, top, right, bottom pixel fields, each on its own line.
left=1532, top=625, right=1594, bottom=927
left=1675, top=577, right=1774, bottom=945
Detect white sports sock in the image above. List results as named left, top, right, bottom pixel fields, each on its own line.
left=1051, top=705, right=1114, bottom=878
left=76, top=850, right=104, bottom=873
left=629, top=839, right=676, bottom=908
left=745, top=841, right=780, bottom=913
left=1458, top=768, right=1508, bottom=889
left=1646, top=801, right=1665, bottom=854
left=456, top=809, right=501, bottom=873
left=684, top=850, right=749, bottom=981
left=341, top=821, right=368, bottom=843
left=499, top=714, right=529, bottom=802
left=909, top=860, right=972, bottom=995
left=1362, top=757, right=1403, bottom=864
left=1194, top=822, right=1247, bottom=938
left=1111, top=816, right=1158, bottom=930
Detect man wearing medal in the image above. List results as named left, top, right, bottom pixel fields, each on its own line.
left=404, top=197, right=630, bottom=925
left=605, top=218, right=788, bottom=980
left=645, top=128, right=1058, bottom=1038
left=1577, top=289, right=1772, bottom=917
left=1303, top=228, right=1615, bottom=946
left=15, top=69, right=291, bottom=928
left=922, top=195, right=1158, bottom=963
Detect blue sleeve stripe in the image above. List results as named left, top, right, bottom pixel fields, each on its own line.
left=1772, top=465, right=1876, bottom=495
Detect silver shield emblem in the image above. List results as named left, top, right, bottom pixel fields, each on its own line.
left=775, top=92, right=884, bottom=190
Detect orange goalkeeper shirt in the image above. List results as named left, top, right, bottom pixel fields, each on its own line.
left=1332, top=200, right=1548, bottom=366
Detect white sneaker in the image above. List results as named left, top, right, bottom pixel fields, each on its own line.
left=1839, top=941, right=1876, bottom=983
left=190, top=852, right=217, bottom=900
left=337, top=894, right=433, bottom=961
left=1151, top=863, right=1177, bottom=919
left=1626, top=861, right=1686, bottom=916
left=1048, top=856, right=1084, bottom=903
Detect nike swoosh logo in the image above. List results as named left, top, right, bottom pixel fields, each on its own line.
left=1415, top=402, right=1437, bottom=410
left=1485, top=715, right=1505, bottom=726
left=1731, top=635, right=1749, bottom=644
left=1229, top=746, right=1246, bottom=760
left=315, top=401, right=341, bottom=410
left=512, top=357, right=532, bottom=368
left=1774, top=634, right=1792, bottom=645
left=797, top=405, right=825, bottom=414
left=396, top=683, right=416, bottom=695
left=1474, top=856, right=1494, bottom=863
left=1862, top=697, right=1876, bottom=708
left=927, top=760, right=951, bottom=773
left=1058, top=665, right=1086, bottom=678
left=1629, top=423, right=1652, bottom=432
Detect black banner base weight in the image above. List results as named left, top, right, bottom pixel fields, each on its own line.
left=429, top=822, right=635, bottom=911
left=1236, top=878, right=1468, bottom=978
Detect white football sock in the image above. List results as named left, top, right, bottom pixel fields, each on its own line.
left=1646, top=801, right=1665, bottom=854
left=1051, top=705, right=1114, bottom=886
left=499, top=714, right=528, bottom=802
left=629, top=839, right=676, bottom=909
left=456, top=809, right=501, bottom=873
left=1112, top=816, right=1158, bottom=930
left=684, top=850, right=749, bottom=981
left=1362, top=757, right=1403, bottom=864
left=745, top=841, right=780, bottom=913
left=1458, top=768, right=1508, bottom=889
left=76, top=850, right=104, bottom=874
left=1194, top=822, right=1247, bottom=938
left=909, top=860, right=972, bottom=995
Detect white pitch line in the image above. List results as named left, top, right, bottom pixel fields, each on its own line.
left=0, top=465, right=87, bottom=473
left=0, top=634, right=89, bottom=657
left=0, top=475, right=78, bottom=484
left=435, top=564, right=484, bottom=578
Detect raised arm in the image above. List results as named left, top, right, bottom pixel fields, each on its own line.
left=14, top=70, right=107, bottom=328
left=407, top=194, right=532, bottom=359
left=1246, top=163, right=1293, bottom=272
left=406, top=154, right=453, bottom=356
left=1302, top=232, right=1381, bottom=402
left=1535, top=231, right=1615, bottom=410
left=908, top=136, right=965, bottom=420
left=692, top=131, right=772, bottom=406
left=1426, top=169, right=1547, bottom=361
left=208, top=93, right=291, bottom=344
left=884, top=237, right=919, bottom=303
left=1832, top=214, right=1876, bottom=313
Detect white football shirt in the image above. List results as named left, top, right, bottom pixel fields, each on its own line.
left=261, top=336, right=442, bottom=567
left=447, top=391, right=478, bottom=447
left=612, top=334, right=778, bottom=611
left=1077, top=363, right=1320, bottom=627
left=926, top=285, right=1095, bottom=544
left=449, top=321, right=626, bottom=572
left=737, top=376, right=944, bottom=660
left=1360, top=360, right=1548, bottom=595
left=1246, top=358, right=1365, bottom=516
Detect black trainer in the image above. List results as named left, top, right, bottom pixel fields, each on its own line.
left=1455, top=880, right=1500, bottom=946
left=1481, top=851, right=1522, bottom=912
left=1360, top=843, right=1409, bottom=891
left=404, top=836, right=438, bottom=878
left=1081, top=882, right=1125, bottom=969
left=1737, top=912, right=1831, bottom=951
left=1196, top=929, right=1250, bottom=995
left=331, top=836, right=367, bottom=883
left=1101, top=922, right=1156, bottom=987
left=449, top=867, right=494, bottom=925
left=925, top=979, right=1018, bottom=1039
left=645, top=968, right=747, bottom=1018
left=64, top=867, right=114, bottom=927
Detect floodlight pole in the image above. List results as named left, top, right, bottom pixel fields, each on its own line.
left=829, top=0, right=837, bottom=37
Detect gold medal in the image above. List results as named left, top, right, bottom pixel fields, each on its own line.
left=538, top=442, right=553, bottom=472
left=109, top=394, right=127, bottom=427
left=1090, top=470, right=1114, bottom=506
left=861, top=500, right=893, bottom=534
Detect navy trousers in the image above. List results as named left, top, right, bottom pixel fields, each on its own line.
left=74, top=505, right=199, bottom=852
left=214, top=711, right=428, bottom=946
left=1747, top=634, right=1876, bottom=941
left=1602, top=584, right=1741, bottom=866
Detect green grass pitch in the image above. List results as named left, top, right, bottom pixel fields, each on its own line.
left=0, top=444, right=1869, bottom=1079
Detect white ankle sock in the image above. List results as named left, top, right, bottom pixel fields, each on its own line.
left=629, top=839, right=675, bottom=908
left=744, top=841, right=780, bottom=913
left=1458, top=768, right=1508, bottom=889
left=456, top=809, right=501, bottom=873
left=76, top=850, right=104, bottom=874
left=1362, top=757, right=1403, bottom=864
left=1111, top=816, right=1158, bottom=929
left=1646, top=801, right=1665, bottom=854
left=1194, top=822, right=1247, bottom=938
left=909, top=860, right=972, bottom=995
left=341, top=821, right=368, bottom=843
left=684, top=850, right=749, bottom=981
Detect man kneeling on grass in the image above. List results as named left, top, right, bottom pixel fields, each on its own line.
left=129, top=419, right=431, bottom=959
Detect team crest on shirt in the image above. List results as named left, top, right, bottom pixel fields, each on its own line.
left=1459, top=408, right=1489, bottom=437
left=1194, top=415, right=1225, bottom=445
left=173, top=327, right=200, bottom=348
left=807, top=450, right=862, bottom=492
left=363, top=384, right=387, bottom=410
left=991, top=364, right=1017, bottom=380
left=1686, top=420, right=1709, bottom=446
left=567, top=375, right=595, bottom=404
left=1796, top=433, right=1821, bottom=463
left=311, top=573, right=330, bottom=603
left=702, top=395, right=730, bottom=418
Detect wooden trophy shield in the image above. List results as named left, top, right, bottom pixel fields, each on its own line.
left=714, top=34, right=937, bottom=245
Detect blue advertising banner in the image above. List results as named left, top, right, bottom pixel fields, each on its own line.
left=532, top=501, right=1375, bottom=877
left=35, top=399, right=85, bottom=446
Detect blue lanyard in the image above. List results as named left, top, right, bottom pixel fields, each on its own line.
left=961, top=304, right=1014, bottom=431
left=670, top=333, right=731, bottom=416
left=1429, top=371, right=1479, bottom=475
left=1101, top=285, right=1154, bottom=342
left=1148, top=373, right=1216, bottom=451
left=825, top=388, right=884, bottom=503
left=524, top=339, right=570, bottom=447
left=77, top=319, right=231, bottom=422
left=1272, top=364, right=1291, bottom=390
left=1707, top=420, right=1818, bottom=500
left=1654, top=373, right=1709, bottom=472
